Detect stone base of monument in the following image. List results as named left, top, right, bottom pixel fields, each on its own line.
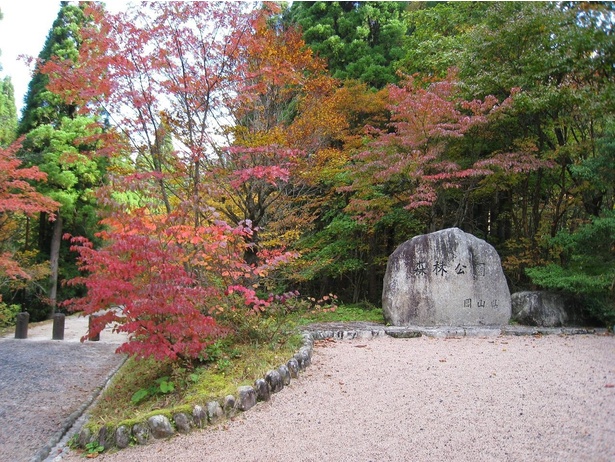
left=382, top=228, right=511, bottom=327
left=300, top=322, right=605, bottom=340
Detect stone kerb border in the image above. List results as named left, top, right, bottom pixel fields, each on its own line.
left=71, top=322, right=606, bottom=454
left=72, top=332, right=317, bottom=453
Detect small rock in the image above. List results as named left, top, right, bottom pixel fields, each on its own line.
left=132, top=422, right=150, bottom=445
left=207, top=400, right=224, bottom=423
left=77, top=427, right=93, bottom=448
left=223, top=395, right=236, bottom=417
left=193, top=405, right=207, bottom=428
left=287, top=358, right=299, bottom=378
left=265, top=370, right=284, bottom=393
left=294, top=351, right=305, bottom=369
left=237, top=385, right=256, bottom=411
left=115, top=425, right=131, bottom=449
left=147, top=415, right=174, bottom=439
left=98, top=426, right=112, bottom=450
left=295, top=347, right=311, bottom=368
left=255, top=378, right=271, bottom=401
left=278, top=364, right=291, bottom=386
left=385, top=329, right=422, bottom=339
left=173, top=412, right=192, bottom=433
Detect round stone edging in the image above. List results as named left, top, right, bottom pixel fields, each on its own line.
left=57, top=322, right=608, bottom=459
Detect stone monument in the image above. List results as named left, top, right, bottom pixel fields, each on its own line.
left=382, top=227, right=511, bottom=326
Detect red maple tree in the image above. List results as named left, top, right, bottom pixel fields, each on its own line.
left=345, top=73, right=547, bottom=222
left=42, top=3, right=304, bottom=360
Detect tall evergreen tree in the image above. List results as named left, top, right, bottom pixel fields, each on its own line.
left=0, top=7, right=17, bottom=147
left=17, top=1, right=84, bottom=134
left=17, top=2, right=103, bottom=317
left=287, top=1, right=408, bottom=88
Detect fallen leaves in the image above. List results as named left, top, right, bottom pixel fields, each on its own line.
left=315, top=338, right=337, bottom=348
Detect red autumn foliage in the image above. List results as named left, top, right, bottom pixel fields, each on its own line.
left=0, top=140, right=59, bottom=282
left=64, top=205, right=296, bottom=361
left=40, top=4, right=303, bottom=361
left=345, top=73, right=548, bottom=221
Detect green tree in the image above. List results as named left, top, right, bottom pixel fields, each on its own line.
left=18, top=2, right=85, bottom=134
left=399, top=2, right=490, bottom=77
left=17, top=2, right=101, bottom=317
left=455, top=2, right=615, bottom=288
left=20, top=116, right=105, bottom=316
left=0, top=77, right=17, bottom=146
left=0, top=6, right=17, bottom=147
left=526, top=212, right=615, bottom=326
left=287, top=1, right=408, bottom=88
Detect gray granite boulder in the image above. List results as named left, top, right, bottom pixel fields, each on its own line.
left=294, top=348, right=311, bottom=369
left=114, top=425, right=131, bottom=449
left=173, top=412, right=192, bottom=433
left=287, top=358, right=299, bottom=378
left=383, top=228, right=511, bottom=326
left=255, top=378, right=271, bottom=402
left=132, top=422, right=150, bottom=445
left=192, top=405, right=207, bottom=428
left=223, top=395, right=236, bottom=417
left=512, top=291, right=586, bottom=327
left=278, top=364, right=291, bottom=386
left=97, top=426, right=112, bottom=450
left=77, top=427, right=95, bottom=448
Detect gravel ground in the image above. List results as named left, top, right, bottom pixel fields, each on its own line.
left=60, top=333, right=615, bottom=462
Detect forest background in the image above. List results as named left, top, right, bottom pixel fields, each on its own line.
left=0, top=1, right=613, bottom=361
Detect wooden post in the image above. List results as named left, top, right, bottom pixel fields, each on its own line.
left=52, top=313, right=65, bottom=340
left=88, top=315, right=100, bottom=341
left=14, top=312, right=29, bottom=339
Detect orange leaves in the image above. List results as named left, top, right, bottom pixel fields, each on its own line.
left=234, top=16, right=328, bottom=134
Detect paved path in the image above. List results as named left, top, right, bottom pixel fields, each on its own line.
left=0, top=314, right=128, bottom=462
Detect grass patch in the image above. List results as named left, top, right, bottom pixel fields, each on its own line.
left=89, top=336, right=302, bottom=428
left=84, top=303, right=383, bottom=431
left=295, top=303, right=384, bottom=325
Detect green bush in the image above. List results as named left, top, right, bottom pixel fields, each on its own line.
left=526, top=212, right=615, bottom=326
left=0, top=302, right=21, bottom=328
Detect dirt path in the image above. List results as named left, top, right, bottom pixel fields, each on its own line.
left=60, top=334, right=615, bottom=462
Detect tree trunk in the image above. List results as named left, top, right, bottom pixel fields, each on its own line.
left=48, top=215, right=63, bottom=317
